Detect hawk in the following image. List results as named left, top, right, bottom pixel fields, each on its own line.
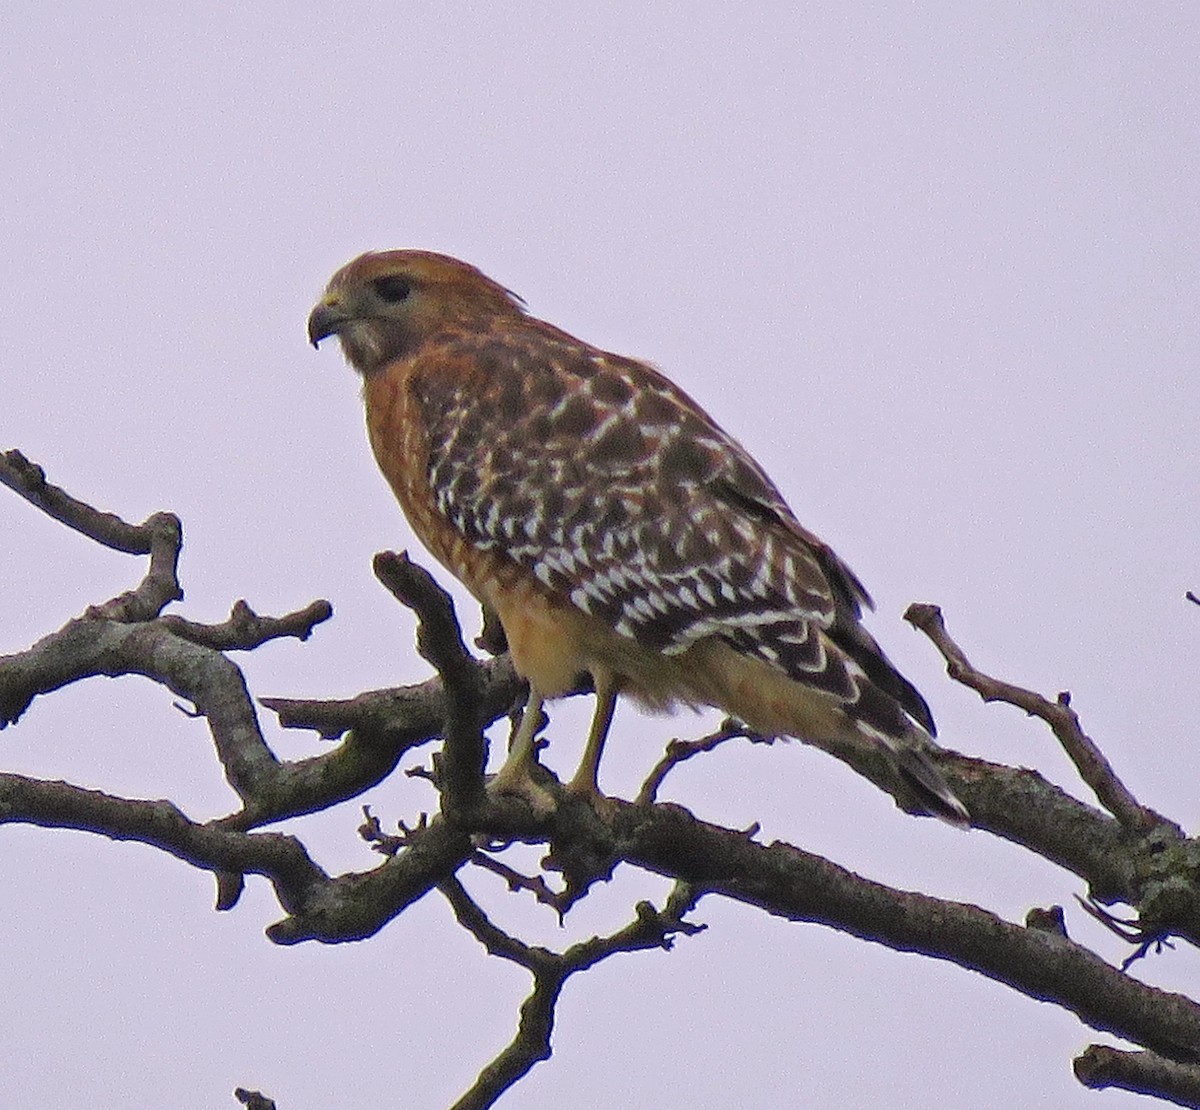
left=308, top=250, right=968, bottom=826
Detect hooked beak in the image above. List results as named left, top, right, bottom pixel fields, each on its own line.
left=307, top=300, right=350, bottom=348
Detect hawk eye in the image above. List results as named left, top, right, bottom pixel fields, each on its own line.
left=373, top=276, right=412, bottom=303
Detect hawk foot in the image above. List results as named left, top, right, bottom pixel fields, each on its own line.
left=488, top=766, right=557, bottom=817
left=563, top=778, right=620, bottom=822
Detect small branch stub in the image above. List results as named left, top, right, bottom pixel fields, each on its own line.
left=1075, top=1045, right=1200, bottom=1106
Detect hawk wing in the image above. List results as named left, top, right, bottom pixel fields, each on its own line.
left=415, top=326, right=934, bottom=733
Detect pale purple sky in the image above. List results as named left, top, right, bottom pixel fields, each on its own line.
left=2, top=5, right=1198, bottom=1107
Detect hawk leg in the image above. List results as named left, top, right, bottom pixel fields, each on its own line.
left=489, top=684, right=556, bottom=815
left=565, top=665, right=618, bottom=809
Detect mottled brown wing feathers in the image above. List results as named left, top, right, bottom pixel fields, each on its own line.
left=711, top=435, right=936, bottom=734
left=418, top=328, right=828, bottom=620
left=415, top=321, right=932, bottom=736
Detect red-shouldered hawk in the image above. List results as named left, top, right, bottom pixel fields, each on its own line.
left=308, top=251, right=968, bottom=827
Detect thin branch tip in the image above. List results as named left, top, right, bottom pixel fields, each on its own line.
left=906, top=600, right=1165, bottom=833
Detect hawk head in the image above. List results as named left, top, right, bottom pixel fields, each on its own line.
left=308, top=250, right=525, bottom=375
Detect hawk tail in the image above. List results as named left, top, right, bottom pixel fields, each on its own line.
left=893, top=745, right=970, bottom=829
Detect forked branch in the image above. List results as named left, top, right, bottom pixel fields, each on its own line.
left=441, top=877, right=703, bottom=1110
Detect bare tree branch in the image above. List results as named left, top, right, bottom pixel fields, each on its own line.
left=259, top=653, right=522, bottom=742
left=469, top=851, right=567, bottom=913
left=620, top=800, right=1200, bottom=1064
left=443, top=878, right=703, bottom=1109
left=0, top=617, right=280, bottom=798
left=7, top=742, right=1200, bottom=1067
left=0, top=766, right=472, bottom=943
left=0, top=772, right=329, bottom=918
left=450, top=964, right=566, bottom=1110
left=440, top=877, right=547, bottom=968
left=1075, top=1045, right=1200, bottom=1107
left=160, top=599, right=333, bottom=650
left=1, top=449, right=171, bottom=558
left=0, top=450, right=184, bottom=622
left=637, top=718, right=773, bottom=805
left=373, top=551, right=490, bottom=813
left=905, top=602, right=1169, bottom=833
left=11, top=452, right=1200, bottom=1105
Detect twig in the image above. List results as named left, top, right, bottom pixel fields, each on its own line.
left=1, top=450, right=184, bottom=622
left=470, top=851, right=565, bottom=912
left=1075, top=894, right=1176, bottom=969
left=559, top=881, right=706, bottom=969
left=82, top=509, right=184, bottom=623
left=1, top=449, right=168, bottom=555
left=160, top=599, right=332, bottom=650
left=359, top=805, right=429, bottom=856
left=260, top=654, right=522, bottom=742
left=0, top=771, right=329, bottom=920
left=442, top=878, right=703, bottom=1109
left=637, top=719, right=773, bottom=805
left=1075, top=1045, right=1200, bottom=1106
left=450, top=964, right=566, bottom=1110
left=904, top=602, right=1167, bottom=833
left=440, top=876, right=548, bottom=968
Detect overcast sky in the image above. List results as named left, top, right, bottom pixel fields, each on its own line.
left=1, top=4, right=1198, bottom=1108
